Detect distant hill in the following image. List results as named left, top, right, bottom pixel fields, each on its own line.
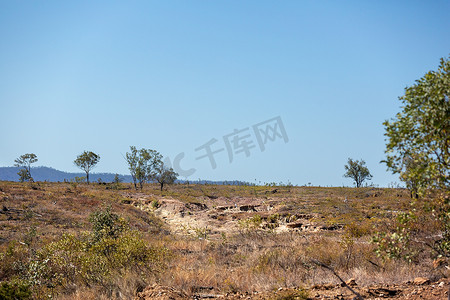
left=0, top=166, right=251, bottom=185
left=0, top=166, right=132, bottom=183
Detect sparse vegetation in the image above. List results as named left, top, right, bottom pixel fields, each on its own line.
left=0, top=181, right=447, bottom=299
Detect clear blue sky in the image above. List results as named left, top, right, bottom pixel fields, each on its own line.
left=1, top=1, right=449, bottom=186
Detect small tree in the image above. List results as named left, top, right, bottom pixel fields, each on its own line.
left=125, top=146, right=162, bottom=190
left=152, top=162, right=178, bottom=191
left=17, top=169, right=32, bottom=183
left=14, top=153, right=38, bottom=180
left=74, top=151, right=100, bottom=184
left=343, top=158, right=372, bottom=187
left=111, top=174, right=122, bottom=190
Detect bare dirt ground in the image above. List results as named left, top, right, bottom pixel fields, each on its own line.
left=124, top=191, right=450, bottom=300
left=124, top=192, right=337, bottom=237
left=136, top=278, right=449, bottom=300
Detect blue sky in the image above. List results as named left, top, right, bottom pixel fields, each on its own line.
left=1, top=1, right=449, bottom=186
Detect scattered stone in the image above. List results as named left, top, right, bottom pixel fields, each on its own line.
left=265, top=189, right=278, bottom=194
left=413, top=277, right=430, bottom=285
left=313, top=283, right=335, bottom=290
left=319, top=224, right=342, bottom=231
left=135, top=284, right=187, bottom=300
left=185, top=202, right=208, bottom=211
left=191, top=286, right=214, bottom=293
left=367, top=287, right=400, bottom=297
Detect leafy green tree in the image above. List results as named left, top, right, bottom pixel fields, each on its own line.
left=14, top=153, right=38, bottom=180
left=343, top=158, right=372, bottom=187
left=152, top=162, right=178, bottom=191
left=383, top=56, right=449, bottom=195
left=377, top=57, right=450, bottom=259
left=74, top=151, right=100, bottom=184
left=125, top=146, right=162, bottom=190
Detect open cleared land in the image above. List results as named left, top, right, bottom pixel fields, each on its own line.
left=0, top=181, right=448, bottom=299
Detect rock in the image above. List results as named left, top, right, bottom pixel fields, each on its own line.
left=286, top=221, right=303, bottom=228
left=433, top=257, right=447, bottom=268
left=216, top=206, right=233, bottom=211
left=438, top=281, right=445, bottom=288
left=239, top=205, right=258, bottom=212
left=413, top=277, right=430, bottom=285
left=312, top=283, right=335, bottom=290
left=346, top=278, right=357, bottom=286
left=367, top=287, right=399, bottom=297
left=135, top=284, right=187, bottom=300
left=185, top=202, right=208, bottom=211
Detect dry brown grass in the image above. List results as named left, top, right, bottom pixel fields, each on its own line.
left=0, top=181, right=444, bottom=299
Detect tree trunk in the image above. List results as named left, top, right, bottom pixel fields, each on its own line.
left=160, top=182, right=164, bottom=191
left=131, top=175, right=137, bottom=190
left=86, top=172, right=90, bottom=184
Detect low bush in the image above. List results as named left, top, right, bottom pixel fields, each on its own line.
left=0, top=205, right=170, bottom=299
left=0, top=281, right=31, bottom=299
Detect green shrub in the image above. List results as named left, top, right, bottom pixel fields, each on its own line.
left=0, top=281, right=31, bottom=299
left=151, top=199, right=160, bottom=209
left=89, top=205, right=127, bottom=242
left=3, top=205, right=171, bottom=298
left=0, top=241, right=30, bottom=280
left=238, top=215, right=263, bottom=230
left=372, top=212, right=415, bottom=261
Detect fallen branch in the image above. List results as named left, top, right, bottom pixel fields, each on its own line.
left=311, top=259, right=364, bottom=300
